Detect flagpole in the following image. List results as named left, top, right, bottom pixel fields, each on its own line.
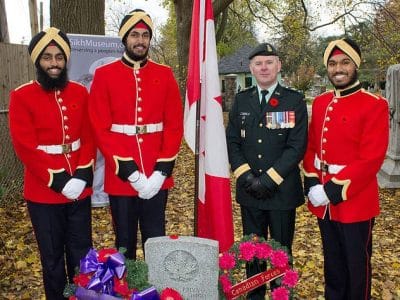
left=184, top=0, right=234, bottom=251
left=194, top=86, right=201, bottom=236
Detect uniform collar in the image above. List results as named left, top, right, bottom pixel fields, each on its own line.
left=334, top=81, right=362, bottom=97
left=257, top=82, right=278, bottom=102
left=121, top=52, right=148, bottom=69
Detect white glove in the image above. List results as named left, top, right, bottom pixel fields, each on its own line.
left=308, top=184, right=330, bottom=207
left=62, top=178, right=87, bottom=200
left=128, top=171, right=148, bottom=193
left=139, top=171, right=166, bottom=200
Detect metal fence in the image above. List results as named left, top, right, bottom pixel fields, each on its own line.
left=0, top=43, right=35, bottom=205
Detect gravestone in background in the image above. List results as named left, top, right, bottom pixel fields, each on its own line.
left=223, top=74, right=237, bottom=112
left=145, top=236, right=219, bottom=300
left=378, top=64, right=400, bottom=188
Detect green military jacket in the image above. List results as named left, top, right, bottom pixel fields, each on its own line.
left=226, top=84, right=308, bottom=210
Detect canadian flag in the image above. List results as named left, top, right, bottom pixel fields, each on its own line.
left=184, top=0, right=234, bottom=252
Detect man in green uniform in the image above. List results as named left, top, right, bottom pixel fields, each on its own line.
left=226, top=43, right=308, bottom=299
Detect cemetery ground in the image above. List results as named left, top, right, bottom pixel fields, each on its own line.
left=0, top=141, right=399, bottom=299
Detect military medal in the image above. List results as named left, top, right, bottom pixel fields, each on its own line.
left=288, top=111, right=295, bottom=128
left=266, top=111, right=295, bottom=129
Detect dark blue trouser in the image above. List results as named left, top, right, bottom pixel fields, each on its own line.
left=241, top=206, right=296, bottom=300
left=109, top=190, right=167, bottom=260
left=27, top=197, right=92, bottom=300
left=318, top=217, right=374, bottom=300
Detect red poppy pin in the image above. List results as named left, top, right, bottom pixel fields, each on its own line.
left=269, top=98, right=279, bottom=107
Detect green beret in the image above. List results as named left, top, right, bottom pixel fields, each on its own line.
left=248, top=43, right=278, bottom=60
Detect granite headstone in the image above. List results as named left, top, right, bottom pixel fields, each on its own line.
left=378, top=64, right=400, bottom=187
left=145, top=236, right=219, bottom=300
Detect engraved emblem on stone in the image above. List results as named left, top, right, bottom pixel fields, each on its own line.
left=163, top=250, right=199, bottom=282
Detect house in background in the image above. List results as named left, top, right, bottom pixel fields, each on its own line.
left=218, top=44, right=254, bottom=93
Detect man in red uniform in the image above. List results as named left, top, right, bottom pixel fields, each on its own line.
left=303, top=38, right=389, bottom=299
left=9, top=27, right=95, bottom=299
left=89, top=9, right=183, bottom=259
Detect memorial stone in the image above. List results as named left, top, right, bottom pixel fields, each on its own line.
left=378, top=64, right=400, bottom=187
left=145, top=236, right=219, bottom=300
left=224, top=74, right=237, bottom=112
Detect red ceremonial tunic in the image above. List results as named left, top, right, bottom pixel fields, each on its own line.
left=89, top=57, right=183, bottom=196
left=303, top=82, right=389, bottom=222
left=9, top=80, right=95, bottom=204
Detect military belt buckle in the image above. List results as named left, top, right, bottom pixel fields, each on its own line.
left=320, top=162, right=329, bottom=173
left=61, top=143, right=72, bottom=154
left=136, top=125, right=147, bottom=134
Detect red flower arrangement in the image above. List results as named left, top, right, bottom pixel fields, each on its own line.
left=64, top=247, right=183, bottom=300
left=269, top=98, right=279, bottom=107
left=159, top=288, right=184, bottom=300
left=218, top=234, right=298, bottom=300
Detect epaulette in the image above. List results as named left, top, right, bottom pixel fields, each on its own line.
left=149, top=59, right=171, bottom=69
left=95, top=58, right=120, bottom=71
left=281, top=85, right=304, bottom=96
left=14, top=81, right=34, bottom=91
left=320, top=90, right=333, bottom=96
left=237, top=85, right=255, bottom=94
left=361, top=89, right=382, bottom=100
left=69, top=80, right=86, bottom=88
left=282, top=85, right=298, bottom=92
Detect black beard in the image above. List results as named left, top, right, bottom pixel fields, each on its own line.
left=331, top=69, right=358, bottom=90
left=125, top=46, right=149, bottom=61
left=36, top=66, right=68, bottom=91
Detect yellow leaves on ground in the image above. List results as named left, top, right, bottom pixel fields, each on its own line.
left=0, top=142, right=399, bottom=299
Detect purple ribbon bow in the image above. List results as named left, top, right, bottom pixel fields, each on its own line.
left=130, top=286, right=160, bottom=300
left=79, top=248, right=127, bottom=295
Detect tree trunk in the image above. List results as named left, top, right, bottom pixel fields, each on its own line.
left=0, top=0, right=9, bottom=43
left=50, top=0, right=105, bottom=35
left=173, top=0, right=234, bottom=95
left=174, top=0, right=193, bottom=92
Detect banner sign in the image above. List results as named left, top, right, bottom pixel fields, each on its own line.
left=67, top=33, right=124, bottom=90
left=225, top=268, right=286, bottom=299
left=67, top=34, right=124, bottom=207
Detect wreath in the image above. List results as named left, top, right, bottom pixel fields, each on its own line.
left=63, top=247, right=183, bottom=300
left=218, top=234, right=298, bottom=300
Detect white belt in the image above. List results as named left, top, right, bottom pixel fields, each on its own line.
left=314, top=155, right=346, bottom=174
left=110, top=123, right=163, bottom=136
left=37, top=139, right=81, bottom=154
